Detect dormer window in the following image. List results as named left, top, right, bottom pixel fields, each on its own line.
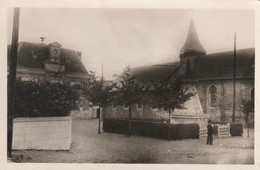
left=49, top=42, right=62, bottom=59
left=44, top=42, right=65, bottom=73
left=53, top=49, right=58, bottom=55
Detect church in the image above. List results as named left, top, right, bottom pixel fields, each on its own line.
left=103, top=20, right=254, bottom=127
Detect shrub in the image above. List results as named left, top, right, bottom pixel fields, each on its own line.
left=9, top=78, right=83, bottom=117
left=103, top=118, right=199, bottom=140
left=230, top=123, right=243, bottom=136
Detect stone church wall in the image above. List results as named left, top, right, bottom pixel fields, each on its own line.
left=103, top=79, right=254, bottom=124
left=196, top=79, right=254, bottom=123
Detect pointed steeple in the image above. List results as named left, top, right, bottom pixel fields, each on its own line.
left=180, top=19, right=206, bottom=57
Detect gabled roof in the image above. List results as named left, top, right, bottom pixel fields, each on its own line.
left=180, top=20, right=206, bottom=55
left=7, top=41, right=88, bottom=74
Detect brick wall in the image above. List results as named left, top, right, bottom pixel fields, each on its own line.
left=12, top=116, right=71, bottom=150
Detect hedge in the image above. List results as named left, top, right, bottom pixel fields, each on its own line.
left=103, top=118, right=200, bottom=140
left=230, top=123, right=243, bottom=136
left=131, top=118, right=167, bottom=123
left=9, top=78, right=83, bottom=117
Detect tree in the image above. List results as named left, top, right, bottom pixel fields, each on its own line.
left=113, top=66, right=149, bottom=136
left=240, top=99, right=254, bottom=137
left=217, top=95, right=232, bottom=122
left=150, top=77, right=194, bottom=140
left=85, top=71, right=116, bottom=134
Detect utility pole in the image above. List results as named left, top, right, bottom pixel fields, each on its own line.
left=8, top=8, right=20, bottom=157
left=102, top=63, right=104, bottom=80
left=232, top=33, right=237, bottom=122
left=98, top=63, right=104, bottom=134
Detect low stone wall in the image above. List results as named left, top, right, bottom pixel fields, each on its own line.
left=12, top=116, right=71, bottom=150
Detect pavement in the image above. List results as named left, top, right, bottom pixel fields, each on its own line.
left=10, top=119, right=254, bottom=164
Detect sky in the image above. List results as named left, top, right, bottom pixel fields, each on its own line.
left=8, top=8, right=255, bottom=80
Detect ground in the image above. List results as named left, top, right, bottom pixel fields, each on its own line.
left=11, top=119, right=254, bottom=164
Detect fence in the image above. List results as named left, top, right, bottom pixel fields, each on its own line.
left=217, top=124, right=230, bottom=137
left=200, top=124, right=230, bottom=139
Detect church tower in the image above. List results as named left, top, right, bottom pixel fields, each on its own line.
left=180, top=20, right=206, bottom=78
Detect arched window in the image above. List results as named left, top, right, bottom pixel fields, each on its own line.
left=209, top=86, right=217, bottom=107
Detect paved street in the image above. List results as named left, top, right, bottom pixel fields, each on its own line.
left=12, top=119, right=254, bottom=164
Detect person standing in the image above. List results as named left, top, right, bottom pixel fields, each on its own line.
left=206, top=120, right=214, bottom=145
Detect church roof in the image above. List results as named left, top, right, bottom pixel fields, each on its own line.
left=194, top=48, right=254, bottom=80
left=130, top=48, right=254, bottom=87
left=7, top=41, right=88, bottom=74
left=180, top=20, right=206, bottom=55
left=130, top=62, right=180, bottom=88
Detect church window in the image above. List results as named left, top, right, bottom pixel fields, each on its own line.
left=209, top=86, right=217, bottom=107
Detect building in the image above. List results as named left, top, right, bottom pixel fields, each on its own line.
left=8, top=41, right=89, bottom=85
left=103, top=20, right=254, bottom=127
left=8, top=41, right=92, bottom=114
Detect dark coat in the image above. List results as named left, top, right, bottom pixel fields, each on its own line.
left=207, top=124, right=214, bottom=135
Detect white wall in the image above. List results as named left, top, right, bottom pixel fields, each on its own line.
left=12, top=116, right=71, bottom=150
